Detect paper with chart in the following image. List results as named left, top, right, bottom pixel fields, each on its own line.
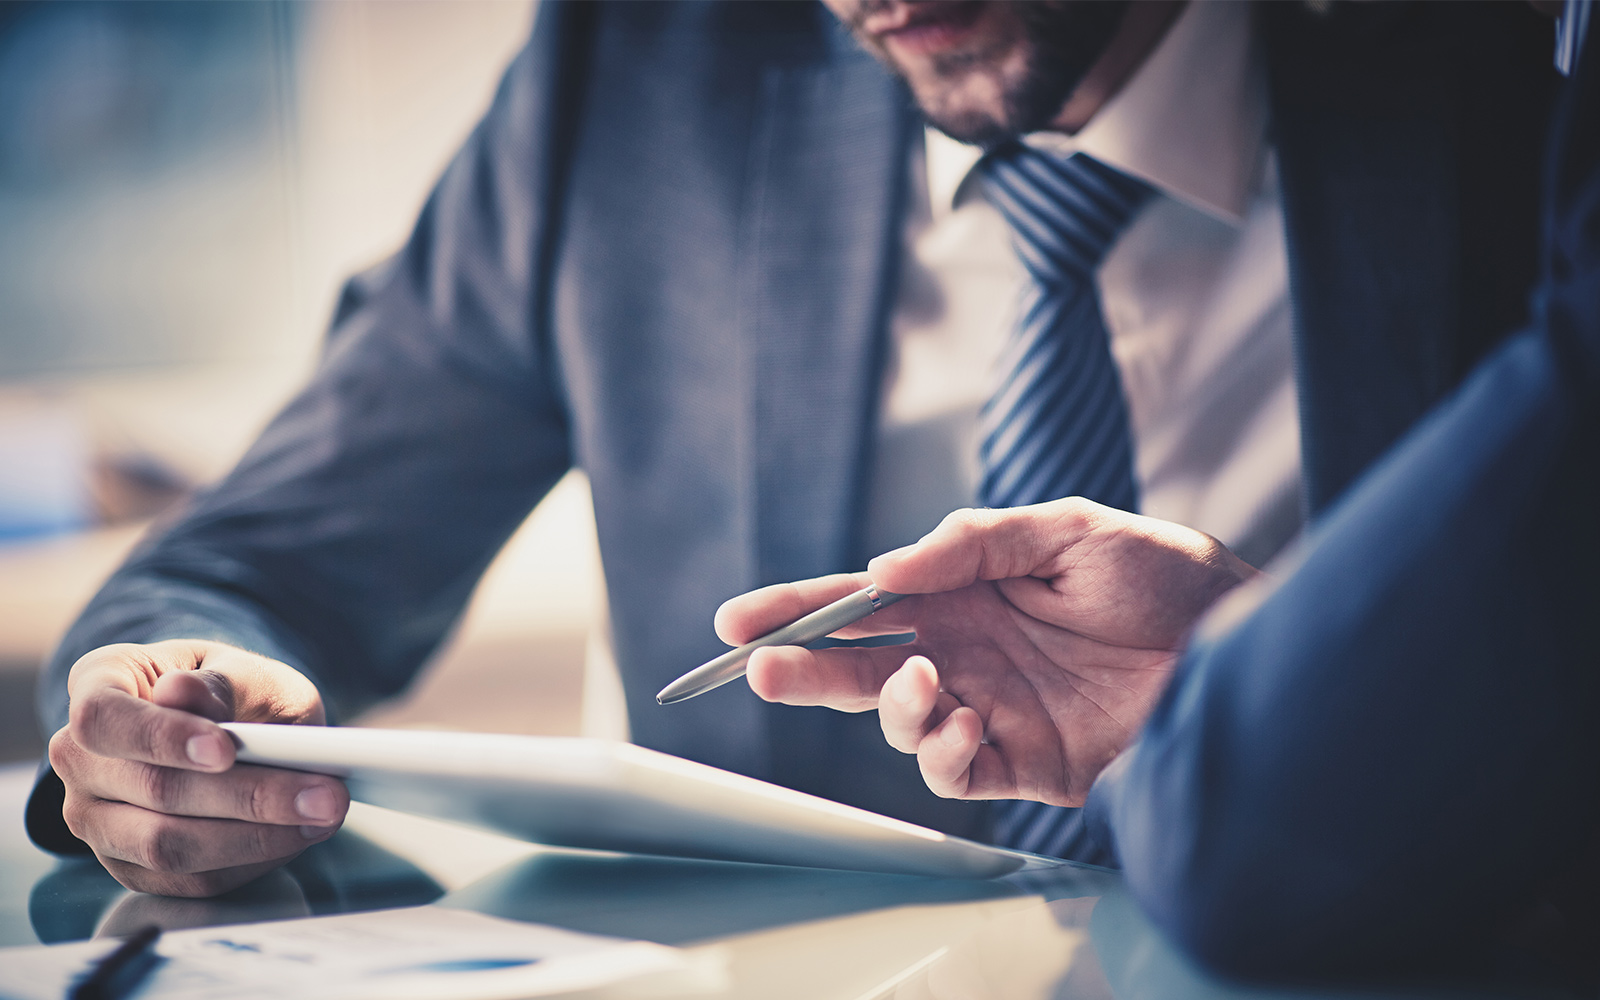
left=0, top=906, right=710, bottom=1000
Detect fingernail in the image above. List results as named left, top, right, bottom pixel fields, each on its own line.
left=295, top=786, right=337, bottom=823
left=941, top=719, right=965, bottom=747
left=301, top=825, right=334, bottom=841
left=186, top=734, right=227, bottom=769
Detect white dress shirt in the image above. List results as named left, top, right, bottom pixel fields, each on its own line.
left=865, top=0, right=1302, bottom=568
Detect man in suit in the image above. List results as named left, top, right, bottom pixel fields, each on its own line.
left=720, top=11, right=1600, bottom=982
left=28, top=0, right=1559, bottom=896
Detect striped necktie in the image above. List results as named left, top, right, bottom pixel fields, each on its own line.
left=979, top=144, right=1154, bottom=862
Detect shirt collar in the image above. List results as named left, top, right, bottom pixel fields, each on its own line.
left=927, top=0, right=1266, bottom=225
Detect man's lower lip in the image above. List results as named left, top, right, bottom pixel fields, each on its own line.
left=877, top=2, right=985, bottom=56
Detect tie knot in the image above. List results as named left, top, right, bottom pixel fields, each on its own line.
left=980, top=144, right=1154, bottom=283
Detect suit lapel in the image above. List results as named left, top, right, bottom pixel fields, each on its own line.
left=733, top=45, right=942, bottom=805
left=737, top=46, right=914, bottom=585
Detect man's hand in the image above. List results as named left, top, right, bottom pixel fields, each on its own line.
left=715, top=498, right=1258, bottom=806
left=47, top=640, right=349, bottom=898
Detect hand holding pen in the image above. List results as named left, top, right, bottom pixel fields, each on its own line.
left=683, top=500, right=1258, bottom=806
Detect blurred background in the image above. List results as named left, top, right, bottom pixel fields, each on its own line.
left=0, top=0, right=603, bottom=762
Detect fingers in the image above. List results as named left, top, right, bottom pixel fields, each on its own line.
left=879, top=656, right=943, bottom=752
left=911, top=712, right=1081, bottom=806
left=54, top=737, right=348, bottom=828
left=68, top=686, right=235, bottom=773
left=54, top=640, right=338, bottom=897
left=916, top=707, right=984, bottom=799
left=176, top=643, right=325, bottom=725
left=150, top=669, right=234, bottom=722
left=65, top=642, right=226, bottom=771
left=66, top=795, right=336, bottom=876
left=745, top=642, right=917, bottom=710
left=71, top=789, right=335, bottom=898
left=878, top=657, right=985, bottom=800
left=52, top=721, right=346, bottom=898
left=714, top=574, right=872, bottom=645
left=65, top=641, right=327, bottom=776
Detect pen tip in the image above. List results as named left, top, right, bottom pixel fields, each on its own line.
left=657, top=685, right=694, bottom=706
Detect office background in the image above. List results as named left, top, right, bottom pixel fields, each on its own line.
left=0, top=0, right=601, bottom=762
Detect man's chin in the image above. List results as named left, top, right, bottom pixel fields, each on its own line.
left=920, top=106, right=1014, bottom=148
left=834, top=0, right=1132, bottom=148
left=890, top=35, right=1060, bottom=145
left=905, top=73, right=1021, bottom=147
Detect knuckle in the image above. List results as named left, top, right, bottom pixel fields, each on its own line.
left=1058, top=495, right=1091, bottom=514
left=111, top=864, right=206, bottom=899
left=852, top=661, right=874, bottom=701
left=1058, top=495, right=1100, bottom=528
left=48, top=727, right=81, bottom=776
left=245, top=777, right=277, bottom=825
left=887, top=718, right=924, bottom=753
left=60, top=793, right=94, bottom=842
left=68, top=693, right=107, bottom=749
left=138, top=819, right=189, bottom=873
left=920, top=765, right=960, bottom=800
left=101, top=858, right=156, bottom=895
left=66, top=644, right=126, bottom=686
left=139, top=765, right=181, bottom=813
left=851, top=653, right=883, bottom=702
left=942, top=507, right=985, bottom=536
left=244, top=821, right=283, bottom=863
left=133, top=710, right=168, bottom=763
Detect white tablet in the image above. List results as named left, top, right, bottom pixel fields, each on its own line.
left=222, top=723, right=1059, bottom=880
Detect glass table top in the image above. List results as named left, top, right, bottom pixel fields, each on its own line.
left=0, top=764, right=1564, bottom=999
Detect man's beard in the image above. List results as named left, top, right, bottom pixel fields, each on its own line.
left=860, top=2, right=1132, bottom=147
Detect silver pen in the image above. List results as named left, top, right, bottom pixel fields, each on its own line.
left=656, top=584, right=906, bottom=705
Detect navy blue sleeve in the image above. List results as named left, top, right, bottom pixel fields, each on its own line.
left=1086, top=38, right=1600, bottom=981
left=27, top=2, right=597, bottom=854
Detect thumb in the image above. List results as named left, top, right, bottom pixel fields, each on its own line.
left=151, top=643, right=324, bottom=726
left=151, top=670, right=235, bottom=722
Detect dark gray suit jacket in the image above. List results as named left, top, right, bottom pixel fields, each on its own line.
left=1088, top=23, right=1600, bottom=982
left=28, top=1, right=1559, bottom=853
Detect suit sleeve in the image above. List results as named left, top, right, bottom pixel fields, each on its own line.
left=27, top=2, right=597, bottom=854
left=1086, top=42, right=1600, bottom=981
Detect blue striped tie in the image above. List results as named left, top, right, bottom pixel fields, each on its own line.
left=979, top=144, right=1153, bottom=863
